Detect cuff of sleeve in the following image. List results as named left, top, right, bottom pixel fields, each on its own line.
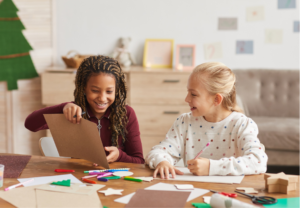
left=116, top=148, right=124, bottom=162
left=209, top=159, right=224, bottom=176
left=153, top=156, right=173, bottom=169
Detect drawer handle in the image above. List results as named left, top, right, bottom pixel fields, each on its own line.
left=163, top=80, right=180, bottom=83
left=163, top=111, right=180, bottom=114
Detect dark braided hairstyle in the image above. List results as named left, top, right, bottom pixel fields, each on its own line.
left=74, top=55, right=128, bottom=147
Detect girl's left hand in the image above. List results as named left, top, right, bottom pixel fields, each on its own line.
left=105, top=146, right=120, bottom=163
left=93, top=146, right=120, bottom=166
left=187, top=158, right=210, bottom=176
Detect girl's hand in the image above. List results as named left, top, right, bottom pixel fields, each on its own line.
left=153, top=161, right=184, bottom=179
left=187, top=158, right=210, bottom=176
left=63, top=103, right=82, bottom=124
left=105, top=146, right=120, bottom=163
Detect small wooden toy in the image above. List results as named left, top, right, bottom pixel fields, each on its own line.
left=264, top=172, right=298, bottom=194
left=236, top=187, right=258, bottom=194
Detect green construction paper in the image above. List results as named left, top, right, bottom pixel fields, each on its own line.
left=102, top=176, right=121, bottom=180
left=0, top=32, right=32, bottom=55
left=103, top=206, right=108, bottom=208
left=0, top=11, right=18, bottom=18
left=51, top=179, right=71, bottom=187
left=0, top=0, right=18, bottom=12
left=0, top=20, right=25, bottom=31
left=0, top=55, right=39, bottom=90
left=192, top=203, right=212, bottom=208
left=263, top=197, right=299, bottom=208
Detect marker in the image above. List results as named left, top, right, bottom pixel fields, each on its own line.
left=97, top=172, right=113, bottom=179
left=82, top=175, right=97, bottom=179
left=83, top=168, right=130, bottom=173
left=55, top=169, right=75, bottom=173
left=194, top=142, right=210, bottom=159
left=82, top=178, right=96, bottom=184
left=124, top=177, right=142, bottom=182
left=73, top=111, right=86, bottom=118
left=97, top=178, right=108, bottom=182
left=102, top=176, right=121, bottom=180
left=5, top=179, right=34, bottom=191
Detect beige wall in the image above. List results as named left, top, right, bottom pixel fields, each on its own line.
left=0, top=0, right=53, bottom=154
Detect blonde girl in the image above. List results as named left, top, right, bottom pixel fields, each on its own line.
left=146, top=62, right=267, bottom=179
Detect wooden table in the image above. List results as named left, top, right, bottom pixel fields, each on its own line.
left=0, top=155, right=299, bottom=208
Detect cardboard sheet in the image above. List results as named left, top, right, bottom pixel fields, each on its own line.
left=36, top=183, right=105, bottom=195
left=125, top=189, right=190, bottom=208
left=0, top=184, right=103, bottom=208
left=44, top=114, right=109, bottom=169
left=0, top=155, right=31, bottom=178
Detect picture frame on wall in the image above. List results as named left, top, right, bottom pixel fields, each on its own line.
left=175, top=44, right=196, bottom=71
left=143, top=39, right=174, bottom=69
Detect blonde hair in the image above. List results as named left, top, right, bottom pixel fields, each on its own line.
left=192, top=62, right=243, bottom=113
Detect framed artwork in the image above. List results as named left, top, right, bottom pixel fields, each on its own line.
left=143, top=39, right=174, bottom=69
left=175, top=44, right=196, bottom=71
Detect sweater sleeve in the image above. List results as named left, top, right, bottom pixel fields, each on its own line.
left=209, top=117, right=268, bottom=176
left=24, top=102, right=70, bottom=132
left=116, top=106, right=145, bottom=164
left=145, top=115, right=186, bottom=169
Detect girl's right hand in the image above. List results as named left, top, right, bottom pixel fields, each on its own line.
left=63, top=103, right=82, bottom=124
left=153, top=161, right=184, bottom=179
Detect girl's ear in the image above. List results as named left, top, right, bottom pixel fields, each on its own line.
left=214, top=93, right=223, bottom=106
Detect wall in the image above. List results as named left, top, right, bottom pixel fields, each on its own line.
left=55, top=0, right=299, bottom=69
left=0, top=0, right=53, bottom=154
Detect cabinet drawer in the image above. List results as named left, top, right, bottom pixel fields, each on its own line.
left=130, top=73, right=191, bottom=105
left=132, top=104, right=190, bottom=136
left=141, top=135, right=164, bottom=156
left=42, top=72, right=76, bottom=105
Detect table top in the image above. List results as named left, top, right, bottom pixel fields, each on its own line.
left=0, top=154, right=299, bottom=208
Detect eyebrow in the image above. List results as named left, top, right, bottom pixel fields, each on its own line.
left=91, top=86, right=115, bottom=89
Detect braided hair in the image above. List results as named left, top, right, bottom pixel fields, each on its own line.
left=74, top=55, right=128, bottom=147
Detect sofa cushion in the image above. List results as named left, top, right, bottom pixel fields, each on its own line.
left=252, top=116, right=299, bottom=151
left=234, top=69, right=299, bottom=118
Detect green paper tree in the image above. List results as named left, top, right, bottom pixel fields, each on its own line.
left=51, top=179, right=71, bottom=187
left=0, top=0, right=38, bottom=90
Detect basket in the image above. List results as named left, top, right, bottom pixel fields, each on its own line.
left=61, top=50, right=91, bottom=69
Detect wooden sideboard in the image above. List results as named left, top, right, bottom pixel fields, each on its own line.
left=41, top=66, right=191, bottom=156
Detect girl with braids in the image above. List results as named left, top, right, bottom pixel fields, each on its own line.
left=146, top=62, right=267, bottom=178
left=25, top=55, right=144, bottom=164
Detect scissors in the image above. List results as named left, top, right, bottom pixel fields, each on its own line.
left=235, top=191, right=277, bottom=205
left=210, top=190, right=237, bottom=198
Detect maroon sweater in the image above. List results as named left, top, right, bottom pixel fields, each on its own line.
left=25, top=102, right=144, bottom=164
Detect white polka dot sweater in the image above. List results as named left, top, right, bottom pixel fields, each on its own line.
left=145, top=112, right=268, bottom=176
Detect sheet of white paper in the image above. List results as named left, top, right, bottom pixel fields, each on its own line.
left=18, top=174, right=82, bottom=187
left=164, top=168, right=244, bottom=184
left=114, top=182, right=209, bottom=204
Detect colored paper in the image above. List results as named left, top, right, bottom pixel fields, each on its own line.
left=246, top=6, right=264, bottom=22
left=0, top=155, right=31, bottom=178
left=125, top=189, right=190, bottom=208
left=263, top=197, right=299, bottom=208
left=294, top=21, right=299, bottom=32
left=278, top=0, right=296, bottom=9
left=204, top=42, right=222, bottom=60
left=166, top=168, right=244, bottom=184
left=236, top=41, right=254, bottom=54
left=51, top=179, right=71, bottom=187
left=218, top=18, right=237, bottom=30
left=192, top=203, right=212, bottom=208
left=265, top=29, right=283, bottom=44
left=44, top=114, right=109, bottom=169
left=18, top=174, right=82, bottom=187
left=114, top=182, right=209, bottom=204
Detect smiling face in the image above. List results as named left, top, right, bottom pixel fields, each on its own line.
left=84, top=73, right=116, bottom=119
left=185, top=73, right=216, bottom=117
